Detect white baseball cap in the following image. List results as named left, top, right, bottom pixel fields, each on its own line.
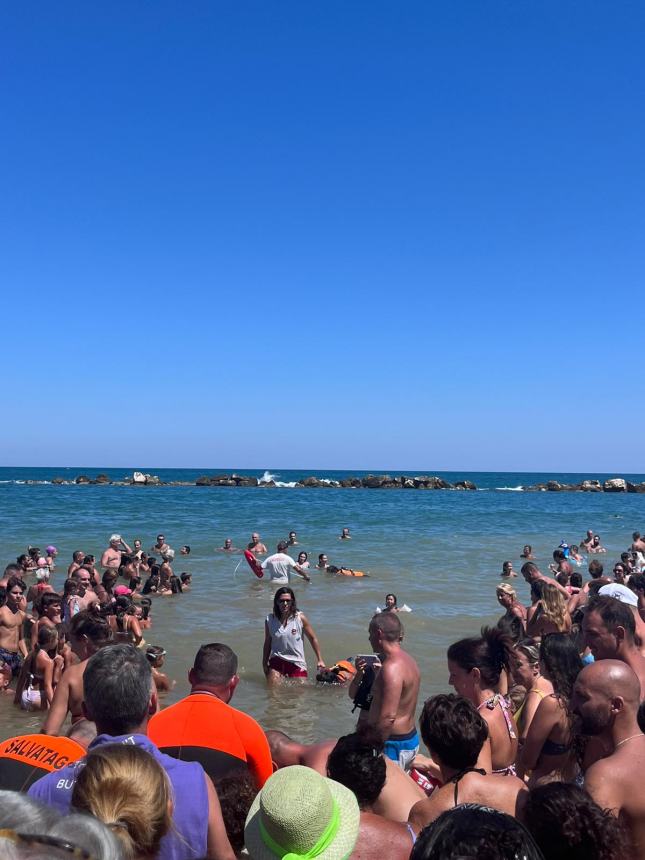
left=598, top=583, right=638, bottom=607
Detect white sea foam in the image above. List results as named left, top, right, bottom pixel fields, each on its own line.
left=259, top=470, right=278, bottom=483
left=496, top=486, right=525, bottom=491
left=274, top=481, right=298, bottom=488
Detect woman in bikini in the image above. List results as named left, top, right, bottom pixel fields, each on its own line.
left=512, top=640, right=554, bottom=743
left=14, top=625, right=63, bottom=710
left=526, top=583, right=571, bottom=641
left=447, top=626, right=518, bottom=774
left=517, top=632, right=582, bottom=786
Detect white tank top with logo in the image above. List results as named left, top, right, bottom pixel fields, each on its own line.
left=266, top=611, right=306, bottom=669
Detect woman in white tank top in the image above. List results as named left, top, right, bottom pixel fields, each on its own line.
left=263, top=587, right=325, bottom=683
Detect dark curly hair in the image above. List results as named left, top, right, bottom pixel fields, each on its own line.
left=215, top=771, right=257, bottom=854
left=326, top=731, right=386, bottom=808
left=524, top=782, right=630, bottom=860
left=539, top=633, right=582, bottom=700
left=411, top=804, right=544, bottom=859
left=447, top=627, right=515, bottom=689
left=419, top=694, right=488, bottom=770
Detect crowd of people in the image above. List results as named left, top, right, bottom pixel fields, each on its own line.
left=1, top=525, right=645, bottom=857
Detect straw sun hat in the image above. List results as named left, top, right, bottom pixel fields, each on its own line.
left=244, top=765, right=360, bottom=859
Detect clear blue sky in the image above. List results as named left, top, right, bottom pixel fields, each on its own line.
left=2, top=2, right=643, bottom=471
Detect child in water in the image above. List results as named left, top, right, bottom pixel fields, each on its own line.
left=145, top=645, right=175, bottom=693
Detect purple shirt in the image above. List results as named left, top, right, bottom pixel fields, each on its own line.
left=28, top=732, right=208, bottom=860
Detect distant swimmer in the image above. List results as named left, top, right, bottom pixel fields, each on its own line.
left=217, top=538, right=240, bottom=553
left=248, top=533, right=268, bottom=556
left=376, top=594, right=411, bottom=614
left=287, top=531, right=299, bottom=546
left=581, top=529, right=595, bottom=551
left=520, top=545, right=535, bottom=560
left=501, top=561, right=518, bottom=578
left=150, top=533, right=172, bottom=560
left=632, top=532, right=645, bottom=555
left=589, top=535, right=607, bottom=554
left=297, top=552, right=310, bottom=569
left=340, top=527, right=352, bottom=540
left=180, top=545, right=191, bottom=556
left=317, top=554, right=329, bottom=570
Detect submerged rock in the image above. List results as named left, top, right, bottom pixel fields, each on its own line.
left=95, top=474, right=111, bottom=484
left=75, top=475, right=91, bottom=484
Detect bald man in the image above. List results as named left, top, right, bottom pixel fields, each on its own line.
left=582, top=596, right=645, bottom=697
left=571, top=660, right=645, bottom=858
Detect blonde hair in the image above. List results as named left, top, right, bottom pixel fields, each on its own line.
left=496, top=583, right=517, bottom=600
left=71, top=744, right=172, bottom=859
left=539, top=583, right=568, bottom=632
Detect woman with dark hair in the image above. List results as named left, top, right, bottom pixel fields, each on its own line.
left=447, top=627, right=518, bottom=774
left=517, top=632, right=582, bottom=785
left=262, top=587, right=324, bottom=683
left=410, top=804, right=544, bottom=860
left=523, top=782, right=629, bottom=860
left=15, top=625, right=62, bottom=709
left=106, top=596, right=143, bottom=646
left=101, top=570, right=118, bottom=603
left=511, top=641, right=553, bottom=743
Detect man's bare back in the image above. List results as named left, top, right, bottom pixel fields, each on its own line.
left=42, top=659, right=88, bottom=734
left=368, top=648, right=420, bottom=737
left=352, top=812, right=413, bottom=860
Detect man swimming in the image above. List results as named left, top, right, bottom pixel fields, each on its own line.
left=247, top=533, right=268, bottom=556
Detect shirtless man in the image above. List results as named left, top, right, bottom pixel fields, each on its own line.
left=66, top=570, right=100, bottom=618
left=0, top=577, right=28, bottom=677
left=340, top=527, right=352, bottom=540
left=581, top=529, right=595, bottom=551
left=247, top=533, right=267, bottom=556
left=67, top=550, right=85, bottom=577
left=150, top=533, right=171, bottom=560
left=217, top=538, right=239, bottom=553
left=0, top=563, right=23, bottom=589
left=582, top=595, right=645, bottom=696
left=355, top=613, right=420, bottom=770
left=100, top=534, right=132, bottom=570
left=572, top=660, right=645, bottom=858
left=159, top=549, right=175, bottom=588
left=327, top=731, right=426, bottom=823
left=266, top=730, right=336, bottom=774
left=632, top=532, right=645, bottom=555
left=408, top=694, right=527, bottom=832
left=42, top=609, right=112, bottom=734
left=287, top=531, right=298, bottom=546
left=520, top=562, right=570, bottom=599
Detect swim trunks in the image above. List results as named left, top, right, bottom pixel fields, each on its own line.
left=0, top=649, right=23, bottom=677
left=268, top=656, right=308, bottom=678
left=383, top=728, right=419, bottom=771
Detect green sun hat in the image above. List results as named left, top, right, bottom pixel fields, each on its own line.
left=244, top=765, right=360, bottom=860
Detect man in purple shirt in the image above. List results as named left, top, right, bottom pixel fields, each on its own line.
left=29, top=644, right=234, bottom=860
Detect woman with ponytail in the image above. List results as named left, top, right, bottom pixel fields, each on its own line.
left=447, top=626, right=519, bottom=774
left=517, top=632, right=582, bottom=785
left=72, top=743, right=172, bottom=860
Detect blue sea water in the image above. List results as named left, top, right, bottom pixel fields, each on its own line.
left=1, top=466, right=644, bottom=743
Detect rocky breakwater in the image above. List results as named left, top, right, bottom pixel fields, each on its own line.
left=524, top=477, right=645, bottom=493
left=193, top=473, right=478, bottom=489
